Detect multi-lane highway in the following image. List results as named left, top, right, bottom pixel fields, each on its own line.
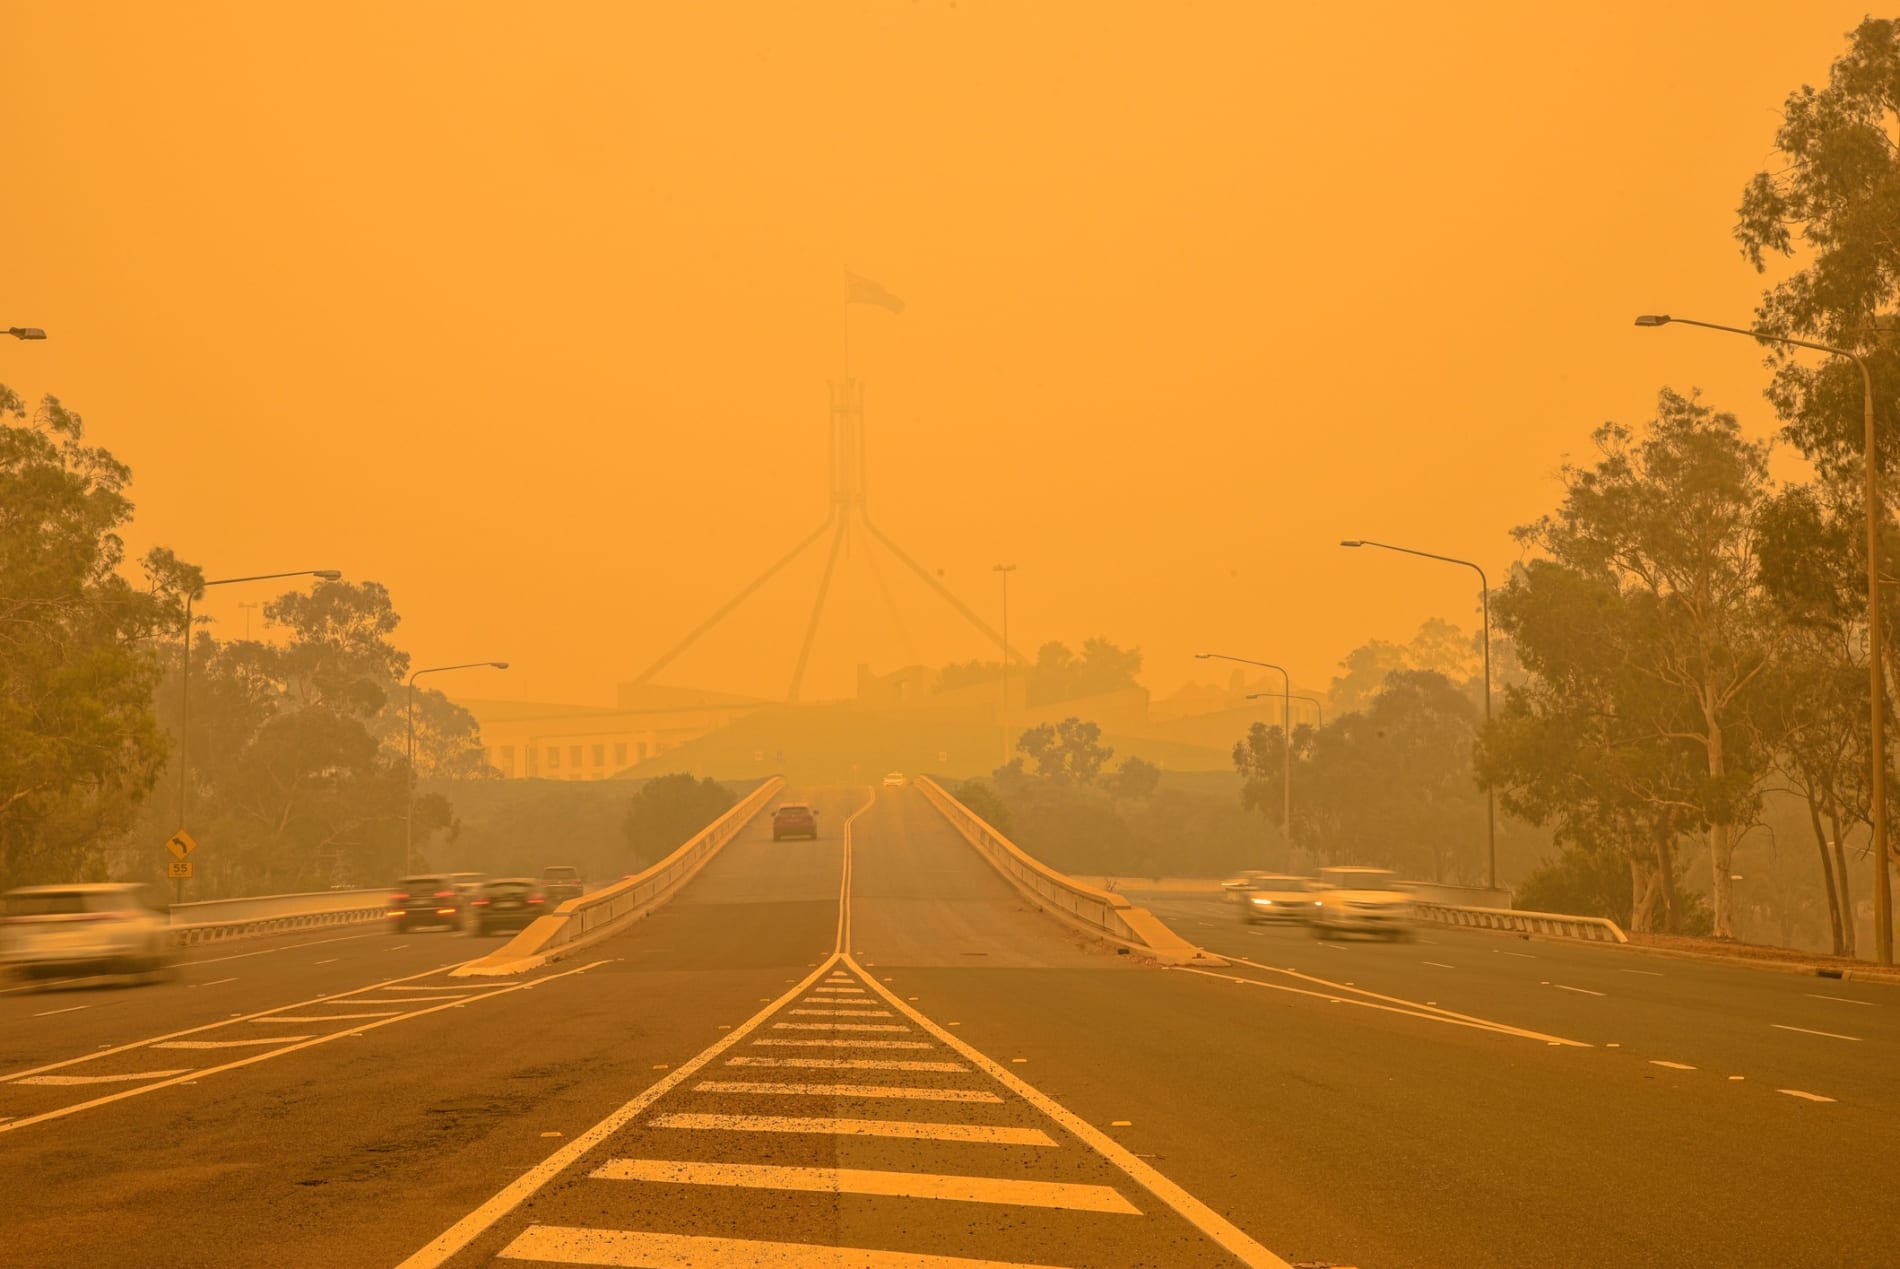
left=4, top=787, right=1894, bottom=1267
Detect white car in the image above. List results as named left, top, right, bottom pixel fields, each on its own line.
left=882, top=772, right=907, bottom=788
left=1310, top=866, right=1415, bottom=941
left=1227, top=872, right=1320, bottom=924
left=0, top=883, right=177, bottom=979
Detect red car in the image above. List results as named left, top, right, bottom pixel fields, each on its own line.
left=771, top=802, right=819, bottom=841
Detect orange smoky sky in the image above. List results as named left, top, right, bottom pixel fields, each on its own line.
left=0, top=2, right=1873, bottom=706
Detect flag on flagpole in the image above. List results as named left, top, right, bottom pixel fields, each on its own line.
left=846, top=271, right=905, bottom=314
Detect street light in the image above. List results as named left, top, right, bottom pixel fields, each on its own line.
left=1197, top=652, right=1292, bottom=857
left=1340, top=538, right=1496, bottom=889
left=1247, top=691, right=1325, bottom=728
left=5, top=327, right=47, bottom=340
left=1637, top=311, right=1891, bottom=965
left=177, top=569, right=343, bottom=894
left=994, top=565, right=1017, bottom=766
left=406, top=661, right=509, bottom=871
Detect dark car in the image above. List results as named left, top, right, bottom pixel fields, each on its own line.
left=467, top=878, right=550, bottom=936
left=388, top=874, right=463, bottom=932
left=771, top=802, right=819, bottom=841
left=541, top=866, right=584, bottom=905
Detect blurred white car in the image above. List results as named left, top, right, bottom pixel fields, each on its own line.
left=1310, top=866, right=1414, bottom=941
left=0, top=883, right=176, bottom=979
left=1227, top=872, right=1320, bottom=924
left=882, top=772, right=907, bottom=788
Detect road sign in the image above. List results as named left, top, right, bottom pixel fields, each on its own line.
left=166, top=829, right=198, bottom=861
left=167, top=859, right=194, bottom=880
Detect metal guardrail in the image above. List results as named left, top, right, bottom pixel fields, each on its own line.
left=169, top=888, right=392, bottom=945
left=1412, top=901, right=1629, bottom=944
left=454, top=776, right=786, bottom=976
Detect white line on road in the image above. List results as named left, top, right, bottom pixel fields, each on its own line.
left=1772, top=1023, right=1862, bottom=1042
left=693, top=1080, right=1002, bottom=1104
left=812, top=986, right=866, bottom=994
left=495, top=1226, right=1066, bottom=1268
left=30, top=1006, right=87, bottom=1018
left=313, top=958, right=339, bottom=965
left=1777, top=1089, right=1836, bottom=1103
left=1650, top=1060, right=1696, bottom=1070
left=1805, top=993, right=1877, bottom=1007
left=751, top=1038, right=934, bottom=1050
left=183, top=931, right=381, bottom=968
left=1620, top=969, right=1663, bottom=977
left=649, top=1112, right=1052, bottom=1146
left=787, top=1008, right=892, bottom=1017
left=14, top=1069, right=193, bottom=1086
left=192, top=977, right=239, bottom=988
left=1497, top=950, right=1537, bottom=959
left=1421, top=961, right=1456, bottom=969
left=589, top=1159, right=1138, bottom=1214
left=249, top=1011, right=401, bottom=1022
left=727, top=1057, right=967, bottom=1073
left=1179, top=965, right=1588, bottom=1046
left=154, top=1037, right=314, bottom=1049
left=771, top=1022, right=910, bottom=1033
left=1552, top=984, right=1606, bottom=997
left=0, top=976, right=81, bottom=996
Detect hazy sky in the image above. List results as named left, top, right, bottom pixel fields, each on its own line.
left=2, top=2, right=1875, bottom=705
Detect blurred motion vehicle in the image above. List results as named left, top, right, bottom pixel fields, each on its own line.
left=389, top=875, right=464, bottom=932
left=1226, top=872, right=1319, bottom=924
left=467, top=878, right=548, bottom=937
left=447, top=871, right=486, bottom=908
left=881, top=772, right=907, bottom=788
left=0, top=883, right=176, bottom=979
left=772, top=802, right=819, bottom=841
left=1310, top=866, right=1414, bottom=940
left=541, top=865, right=584, bottom=905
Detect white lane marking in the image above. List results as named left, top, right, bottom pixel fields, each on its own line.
left=727, top=1057, right=967, bottom=1073
left=313, top=958, right=339, bottom=965
left=192, top=977, right=239, bottom=988
left=1777, top=1089, right=1836, bottom=1103
left=649, top=1112, right=1053, bottom=1146
left=1421, top=961, right=1456, bottom=969
left=693, top=1080, right=1003, bottom=1104
left=1650, top=1060, right=1696, bottom=1070
left=389, top=944, right=410, bottom=950
left=1315, top=943, right=1347, bottom=952
left=154, top=1037, right=314, bottom=1049
left=752, top=1038, right=934, bottom=1051
left=184, top=931, right=381, bottom=968
left=1805, top=993, right=1877, bottom=1007
left=0, top=976, right=82, bottom=996
left=1498, top=950, right=1537, bottom=959
left=801, top=998, right=884, bottom=1009
left=1223, top=953, right=1588, bottom=1039
left=1620, top=969, right=1663, bottom=977
left=812, top=986, right=866, bottom=994
left=1552, top=984, right=1606, bottom=997
left=1179, top=965, right=1588, bottom=1047
left=590, top=1159, right=1138, bottom=1214
left=248, top=1011, right=401, bottom=1023
left=771, top=1022, right=910, bottom=1033
left=30, top=1006, right=87, bottom=1018
left=855, top=958, right=1292, bottom=1268
left=330, top=995, right=469, bottom=1005
left=787, top=1008, right=893, bottom=1017
left=368, top=984, right=496, bottom=992
left=394, top=960, right=839, bottom=1269
left=0, top=961, right=607, bottom=1136
left=496, top=1226, right=1064, bottom=1268
left=1772, top=1023, right=1862, bottom=1042
left=14, top=1069, right=193, bottom=1086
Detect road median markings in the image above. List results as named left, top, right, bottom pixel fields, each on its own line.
left=155, top=1037, right=313, bottom=1050
left=650, top=1111, right=1055, bottom=1146
left=693, top=1080, right=1004, bottom=1103
left=589, top=1159, right=1139, bottom=1214
left=15, top=1069, right=193, bottom=1086
left=495, top=1226, right=1069, bottom=1268
left=1771, top=1023, right=1861, bottom=1041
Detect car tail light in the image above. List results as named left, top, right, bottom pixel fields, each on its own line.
left=472, top=897, right=491, bottom=907
left=392, top=892, right=411, bottom=902
left=434, top=890, right=455, bottom=899
left=528, top=893, right=545, bottom=905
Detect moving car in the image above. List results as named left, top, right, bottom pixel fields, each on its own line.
left=882, top=772, right=907, bottom=788
left=1310, top=866, right=1414, bottom=940
left=541, top=865, right=584, bottom=905
left=388, top=874, right=464, bottom=932
left=1227, top=872, right=1320, bottom=924
left=466, top=878, right=549, bottom=936
left=0, top=883, right=176, bottom=980
left=771, top=802, right=819, bottom=841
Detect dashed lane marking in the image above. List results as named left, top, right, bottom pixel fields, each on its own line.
left=650, top=1111, right=1045, bottom=1144
left=1421, top=961, right=1456, bottom=969
left=1620, top=969, right=1663, bottom=977
left=771, top=1021, right=910, bottom=1033
left=1650, top=1060, right=1696, bottom=1070
left=752, top=1037, right=934, bottom=1050
left=1551, top=984, right=1606, bottom=997
left=15, top=1069, right=193, bottom=1086
left=154, top=1037, right=314, bottom=1050
left=247, top=1011, right=401, bottom=1022
left=692, top=1079, right=1003, bottom=1103
left=1771, top=1023, right=1862, bottom=1042
left=787, top=1008, right=893, bottom=1017
left=1805, top=993, right=1877, bottom=1007
left=1777, top=1089, right=1836, bottom=1103
left=496, top=1227, right=1068, bottom=1268
left=590, top=1159, right=1139, bottom=1214
left=192, top=977, right=239, bottom=988
left=30, top=1006, right=87, bottom=1018
left=727, top=1056, right=967, bottom=1073
left=314, top=958, right=339, bottom=965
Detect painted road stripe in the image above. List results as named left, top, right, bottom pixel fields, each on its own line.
left=328, top=995, right=469, bottom=1004
left=1805, top=993, right=1877, bottom=1006
left=1421, top=961, right=1456, bottom=969
left=314, top=958, right=339, bottom=964
left=788, top=1008, right=893, bottom=1017
left=1621, top=969, right=1663, bottom=977
left=367, top=985, right=498, bottom=992
left=1552, top=984, right=1606, bottom=997
left=772, top=1022, right=909, bottom=1033
left=1772, top=1023, right=1862, bottom=1042
left=693, top=1080, right=1003, bottom=1104
left=648, top=1112, right=1054, bottom=1146
left=30, top=1006, right=87, bottom=1018
left=1650, top=1060, right=1696, bottom=1070
left=155, top=1037, right=314, bottom=1050
left=1777, top=1089, right=1836, bottom=1103
left=752, top=1038, right=934, bottom=1050
left=249, top=1011, right=401, bottom=1022
left=497, top=1226, right=1066, bottom=1268
left=193, top=977, right=239, bottom=988
left=590, top=1159, right=1138, bottom=1214
left=813, top=986, right=865, bottom=993
left=14, top=1069, right=193, bottom=1086
left=727, top=1057, right=967, bottom=1073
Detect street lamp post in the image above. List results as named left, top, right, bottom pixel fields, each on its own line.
left=177, top=569, right=342, bottom=898
left=1248, top=691, right=1324, bottom=728
left=406, top=662, right=509, bottom=872
left=5, top=327, right=48, bottom=340
left=1340, top=539, right=1496, bottom=889
left=1636, top=312, right=1891, bottom=964
left=1197, top=652, right=1292, bottom=858
left=994, top=565, right=1016, bottom=766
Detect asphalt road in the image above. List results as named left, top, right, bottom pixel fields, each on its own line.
left=3, top=787, right=1894, bottom=1267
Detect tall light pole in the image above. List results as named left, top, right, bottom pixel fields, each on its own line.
left=994, top=565, right=1016, bottom=766
left=1341, top=539, right=1495, bottom=889
left=407, top=661, right=509, bottom=872
left=1198, top=652, right=1292, bottom=858
left=5, top=327, right=47, bottom=340
left=178, top=569, right=342, bottom=897
left=1637, top=312, right=1891, bottom=964
left=1248, top=691, right=1325, bottom=728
